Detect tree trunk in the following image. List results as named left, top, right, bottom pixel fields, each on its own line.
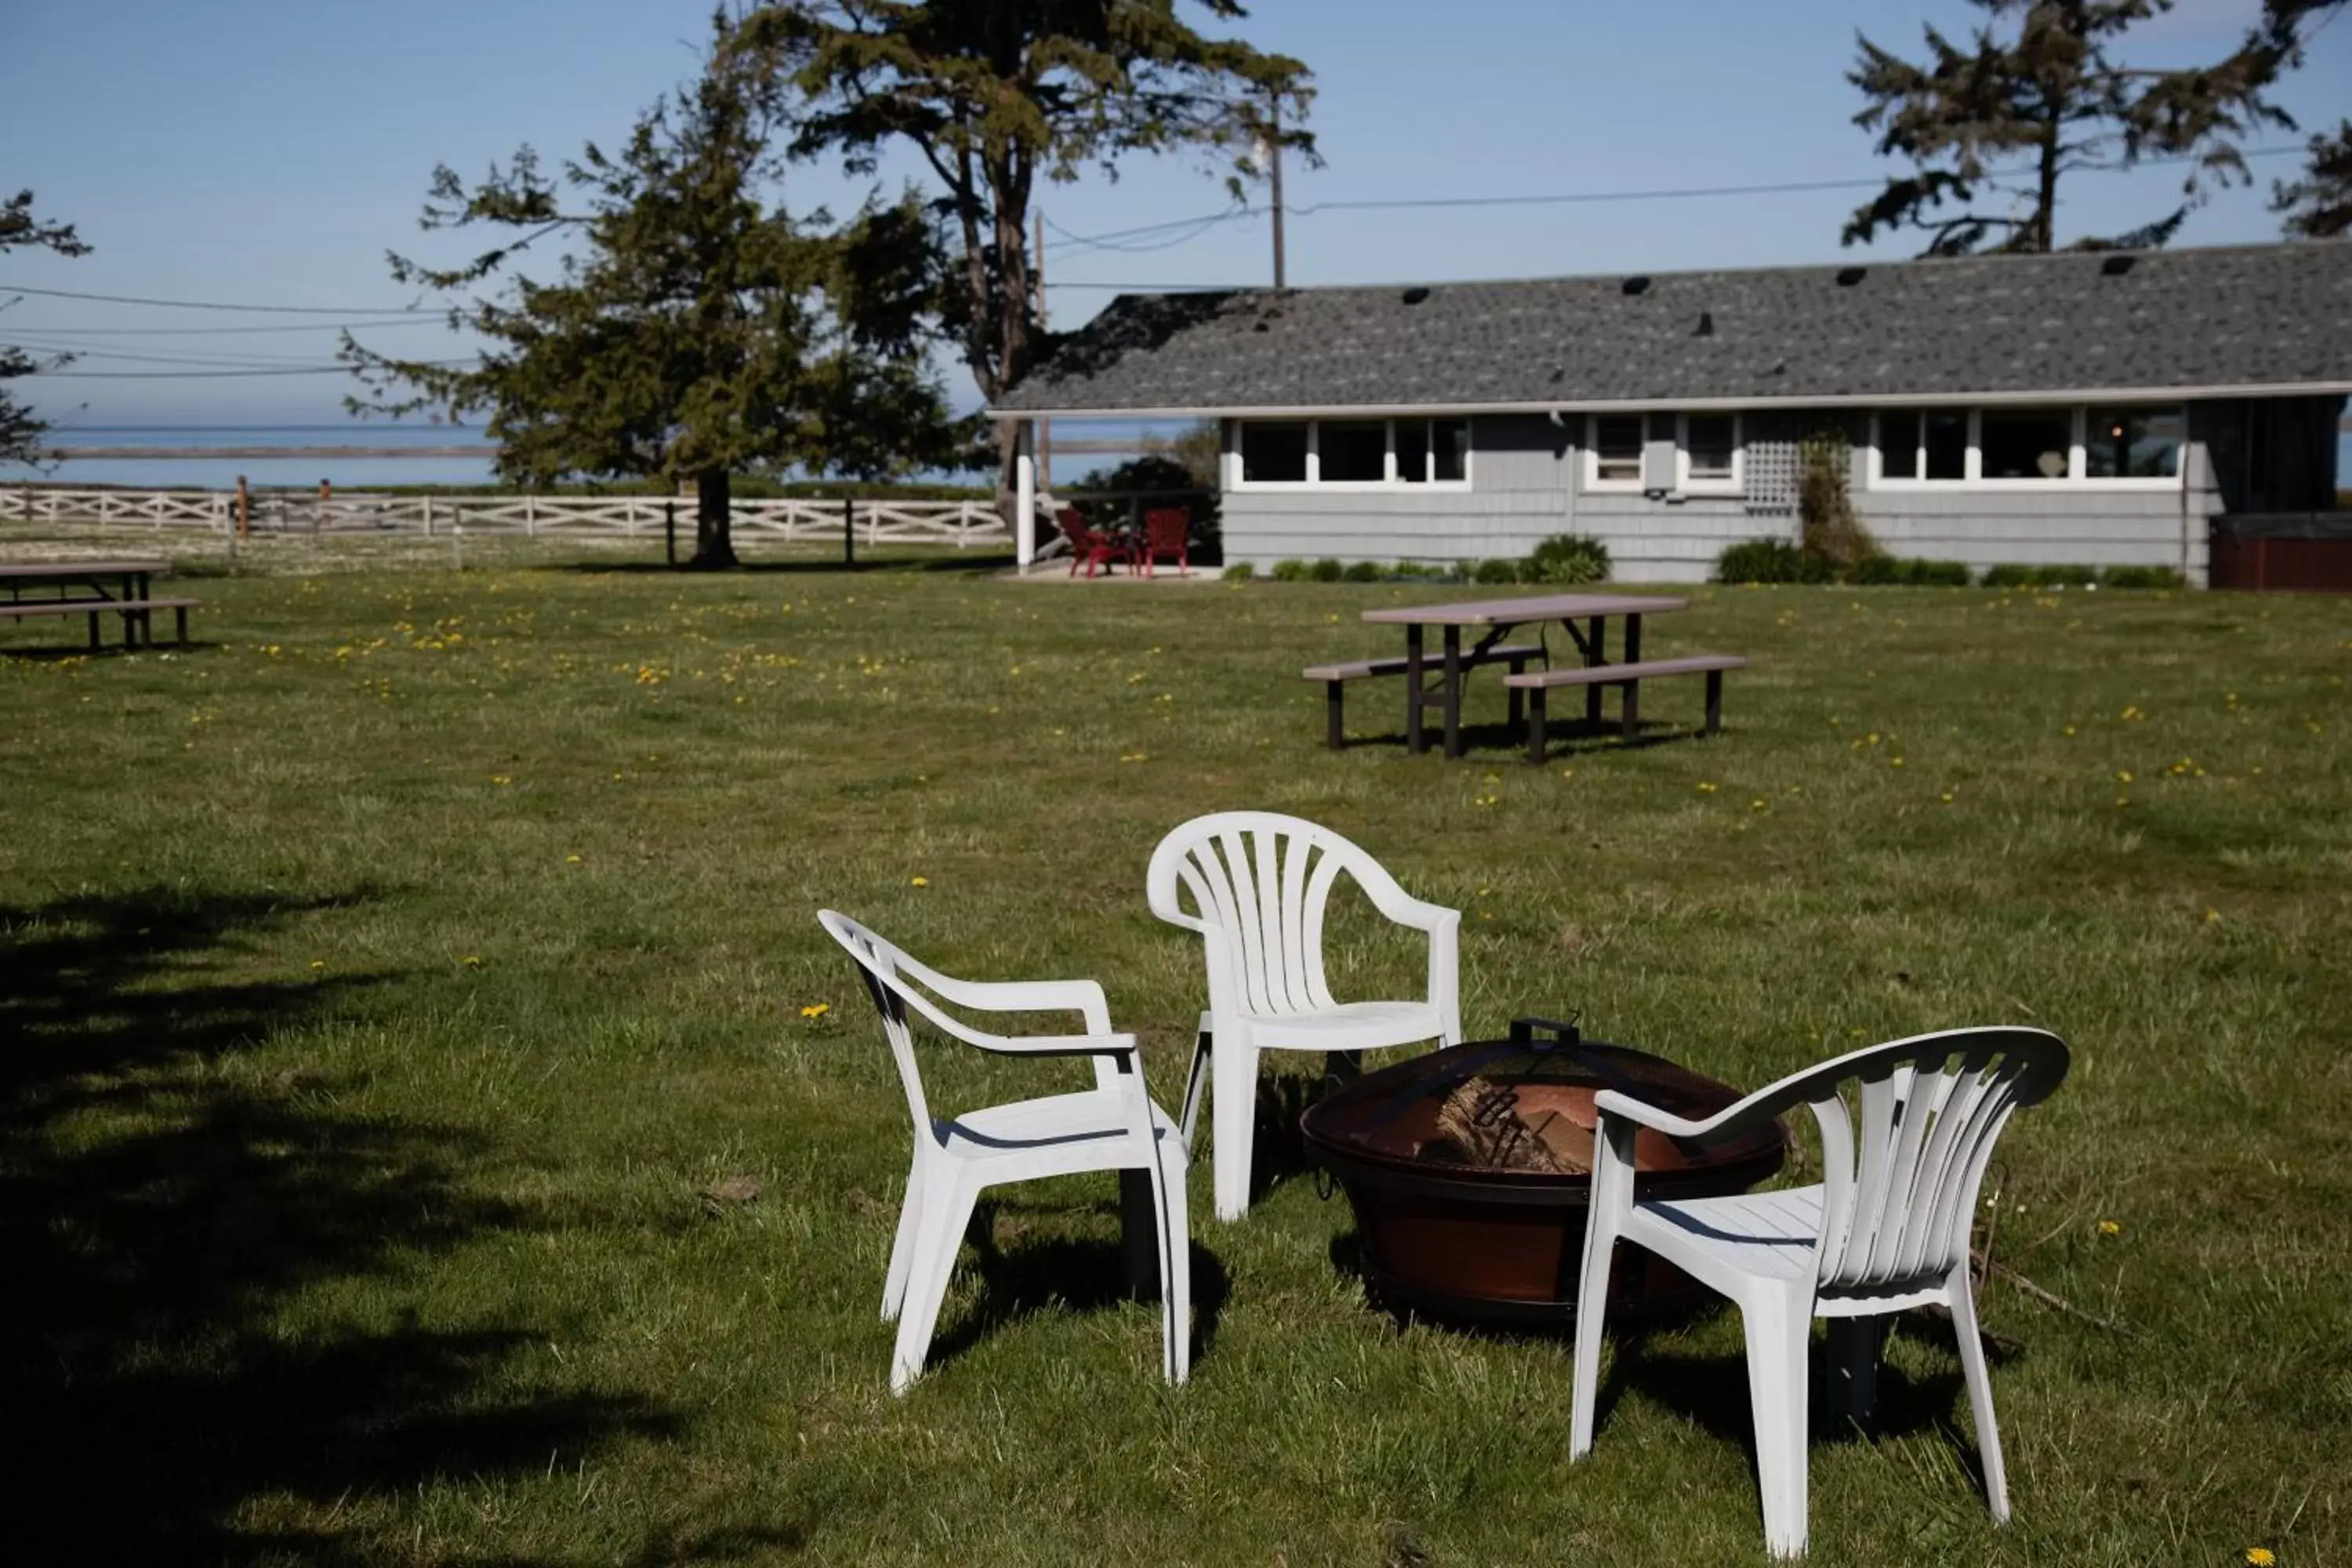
left=2036, top=114, right=2061, bottom=252
left=692, top=467, right=739, bottom=568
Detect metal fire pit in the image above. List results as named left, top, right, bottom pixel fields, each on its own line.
left=1301, top=1017, right=1787, bottom=1327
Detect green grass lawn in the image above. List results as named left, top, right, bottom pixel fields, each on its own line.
left=4, top=528, right=2349, bottom=1566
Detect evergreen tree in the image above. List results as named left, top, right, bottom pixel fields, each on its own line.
left=344, top=26, right=971, bottom=567
left=2274, top=119, right=2352, bottom=238
left=726, top=2, right=1313, bottom=499
left=1842, top=0, right=2339, bottom=256
left=1, top=191, right=93, bottom=467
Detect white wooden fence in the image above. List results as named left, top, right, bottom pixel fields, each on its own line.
left=2, top=487, right=1012, bottom=546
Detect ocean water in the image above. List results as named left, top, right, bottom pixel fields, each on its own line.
left=11, top=424, right=501, bottom=489
left=6, top=418, right=1196, bottom=491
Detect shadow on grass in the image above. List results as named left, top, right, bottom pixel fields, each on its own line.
left=1342, top=715, right=1726, bottom=760
left=0, top=886, right=677, bottom=1565
left=924, top=1193, right=1232, bottom=1375
left=0, top=640, right=219, bottom=662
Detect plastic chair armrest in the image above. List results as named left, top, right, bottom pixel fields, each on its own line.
left=1592, top=1087, right=1722, bottom=1140
left=971, top=1031, right=1140, bottom=1061
left=889, top=955, right=1113, bottom=1035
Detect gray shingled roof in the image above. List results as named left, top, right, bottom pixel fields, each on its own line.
left=996, top=242, right=2352, bottom=413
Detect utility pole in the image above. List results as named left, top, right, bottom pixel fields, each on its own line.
left=1268, top=93, right=1287, bottom=289
left=1033, top=208, right=1051, bottom=491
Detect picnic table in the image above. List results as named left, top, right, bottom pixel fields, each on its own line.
left=0, top=557, right=194, bottom=650
left=1359, top=592, right=1696, bottom=759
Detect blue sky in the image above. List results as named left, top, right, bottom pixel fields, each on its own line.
left=4, top=0, right=2347, bottom=436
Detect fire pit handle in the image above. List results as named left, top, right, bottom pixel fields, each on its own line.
left=1510, top=1014, right=1583, bottom=1049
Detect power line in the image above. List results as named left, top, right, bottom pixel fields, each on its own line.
left=6, top=318, right=456, bottom=337
left=0, top=281, right=436, bottom=314
left=4, top=337, right=378, bottom=369
left=31, top=359, right=475, bottom=379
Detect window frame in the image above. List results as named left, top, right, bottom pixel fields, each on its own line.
left=1228, top=416, right=1475, bottom=492
left=1584, top=413, right=1647, bottom=492
left=1869, top=405, right=2186, bottom=492
left=1678, top=412, right=1743, bottom=493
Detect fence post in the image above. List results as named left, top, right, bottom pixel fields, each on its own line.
left=525, top=493, right=538, bottom=537
left=422, top=495, right=434, bottom=536
left=235, top=476, right=250, bottom=542
left=665, top=499, right=677, bottom=566
left=842, top=495, right=855, bottom=569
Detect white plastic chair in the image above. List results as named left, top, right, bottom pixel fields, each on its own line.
left=1569, top=1025, right=2071, bottom=1557
left=818, top=910, right=1192, bottom=1395
left=1146, top=811, right=1462, bottom=1221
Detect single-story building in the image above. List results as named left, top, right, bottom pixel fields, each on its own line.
left=992, top=241, right=2352, bottom=586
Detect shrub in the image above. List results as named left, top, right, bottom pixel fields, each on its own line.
left=1846, top=556, right=1973, bottom=586
left=1471, top=557, right=1519, bottom=585
left=1308, top=558, right=1345, bottom=583
left=1846, top=554, right=1904, bottom=585
left=1270, top=559, right=1308, bottom=582
left=1523, top=533, right=1611, bottom=586
left=1387, top=561, right=1430, bottom=580
left=1445, top=561, right=1477, bottom=583
left=1798, top=429, right=1879, bottom=571
left=1905, top=559, right=1973, bottom=586
left=1715, top=539, right=1831, bottom=584
left=2100, top=564, right=2184, bottom=590
left=1221, top=562, right=1255, bottom=582
left=2035, top=564, right=2098, bottom=588
left=1980, top=564, right=2037, bottom=589
left=1341, top=560, right=1385, bottom=583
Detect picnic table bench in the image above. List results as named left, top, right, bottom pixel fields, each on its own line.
left=1319, top=590, right=1747, bottom=760
left=1302, top=643, right=1544, bottom=750
left=0, top=558, right=196, bottom=650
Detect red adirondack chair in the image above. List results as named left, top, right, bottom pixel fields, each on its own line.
left=1140, top=506, right=1191, bottom=577
left=1057, top=507, right=1134, bottom=579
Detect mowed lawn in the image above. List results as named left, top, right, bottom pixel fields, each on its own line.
left=3, top=532, right=2350, bottom=1567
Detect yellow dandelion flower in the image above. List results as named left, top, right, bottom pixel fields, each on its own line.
left=491, top=775, right=513, bottom=786
left=2204, top=909, right=2222, bottom=924
left=463, top=955, right=483, bottom=968
left=909, top=876, right=929, bottom=888
left=1697, top=782, right=1719, bottom=793
left=2098, top=1219, right=2122, bottom=1236
left=2115, top=771, right=2133, bottom=784
left=1750, top=799, right=1767, bottom=811
left=800, top=1003, right=830, bottom=1019
left=566, top=854, right=583, bottom=865
left=309, top=959, right=326, bottom=972
left=2245, top=1549, right=2275, bottom=1566
left=1940, top=791, right=1955, bottom=804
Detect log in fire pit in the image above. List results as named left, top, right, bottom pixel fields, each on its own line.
left=1301, top=1017, right=1788, bottom=1327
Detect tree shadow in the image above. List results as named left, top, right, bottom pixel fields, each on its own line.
left=922, top=1192, right=1231, bottom=1375
left=0, top=886, right=679, bottom=1564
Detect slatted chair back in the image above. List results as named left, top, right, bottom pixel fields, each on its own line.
left=1147, top=811, right=1408, bottom=1022
left=1684, top=1028, right=2070, bottom=1295
left=1144, top=507, right=1189, bottom=553
left=818, top=910, right=964, bottom=1137
left=1057, top=508, right=1099, bottom=550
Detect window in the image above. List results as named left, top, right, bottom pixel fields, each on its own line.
left=1591, top=415, right=1642, bottom=484
left=1394, top=420, right=1429, bottom=485
left=1432, top=418, right=1468, bottom=482
left=1923, top=412, right=1967, bottom=480
left=1874, top=404, right=2183, bottom=487
left=1980, top=408, right=2073, bottom=480
left=1231, top=417, right=1472, bottom=488
left=1318, top=419, right=1388, bottom=482
left=1240, top=421, right=1307, bottom=484
left=2085, top=405, right=2183, bottom=478
left=1686, top=414, right=1738, bottom=484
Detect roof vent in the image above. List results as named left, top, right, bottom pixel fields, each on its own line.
left=2100, top=253, right=2137, bottom=277
left=1401, top=285, right=1432, bottom=305
left=1694, top=309, right=1715, bottom=338
left=1836, top=266, right=1867, bottom=287
left=1621, top=275, right=1651, bottom=296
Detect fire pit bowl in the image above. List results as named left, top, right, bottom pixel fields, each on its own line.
left=1301, top=1017, right=1788, bottom=1327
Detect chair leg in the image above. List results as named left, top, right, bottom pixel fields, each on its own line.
left=1569, top=1217, right=1621, bottom=1459
left=881, top=1152, right=927, bottom=1322
left=1179, top=1020, right=1213, bottom=1151
left=1146, top=1146, right=1192, bottom=1385
left=1948, top=1267, right=2011, bottom=1523
left=1210, top=1034, right=1260, bottom=1221
left=890, top=1169, right=977, bottom=1395
left=1740, top=1285, right=1814, bottom=1559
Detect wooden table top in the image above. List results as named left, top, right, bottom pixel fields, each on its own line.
left=1361, top=591, right=1689, bottom=626
left=0, top=559, right=171, bottom=580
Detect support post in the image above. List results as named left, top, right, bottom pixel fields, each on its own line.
left=1014, top=419, right=1036, bottom=570
left=843, top=495, right=855, bottom=570
left=665, top=500, right=677, bottom=565
left=234, top=475, right=250, bottom=542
